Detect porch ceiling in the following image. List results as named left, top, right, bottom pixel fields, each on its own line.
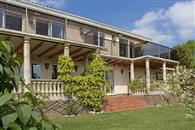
left=104, top=58, right=130, bottom=66
left=0, top=34, right=95, bottom=62
left=134, top=59, right=176, bottom=69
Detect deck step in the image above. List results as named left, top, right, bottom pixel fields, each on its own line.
left=104, top=95, right=149, bottom=112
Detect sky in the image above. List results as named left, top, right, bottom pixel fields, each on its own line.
left=29, top=0, right=195, bottom=47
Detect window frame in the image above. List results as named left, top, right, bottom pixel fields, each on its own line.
left=35, top=17, right=66, bottom=39
left=3, top=9, right=23, bottom=31
left=31, top=63, right=41, bottom=79
left=119, top=37, right=129, bottom=58
left=35, top=17, right=51, bottom=36
left=0, top=8, right=4, bottom=28
left=51, top=20, right=65, bottom=39
left=98, top=32, right=105, bottom=47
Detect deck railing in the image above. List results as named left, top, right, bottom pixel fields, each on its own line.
left=13, top=79, right=65, bottom=100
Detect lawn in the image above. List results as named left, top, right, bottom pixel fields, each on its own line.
left=52, top=105, right=195, bottom=130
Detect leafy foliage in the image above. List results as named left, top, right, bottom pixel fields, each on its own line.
left=151, top=80, right=174, bottom=105
left=128, top=78, right=145, bottom=93
left=0, top=40, right=21, bottom=93
left=57, top=56, right=75, bottom=83
left=151, top=66, right=195, bottom=119
left=0, top=40, right=60, bottom=129
left=173, top=40, right=195, bottom=69
left=58, top=54, right=110, bottom=113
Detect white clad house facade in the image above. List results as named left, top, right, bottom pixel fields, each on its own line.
left=0, top=0, right=179, bottom=99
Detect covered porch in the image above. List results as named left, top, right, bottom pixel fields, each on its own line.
left=102, top=54, right=179, bottom=95
left=0, top=34, right=98, bottom=100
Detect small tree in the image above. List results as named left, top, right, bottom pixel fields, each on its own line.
left=0, top=40, right=60, bottom=129
left=173, top=40, right=195, bottom=69
left=58, top=54, right=110, bottom=114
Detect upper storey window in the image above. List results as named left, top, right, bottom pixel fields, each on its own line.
left=93, top=32, right=105, bottom=46
left=36, top=19, right=49, bottom=36
left=35, top=18, right=65, bottom=39
left=5, top=12, right=22, bottom=31
left=119, top=38, right=129, bottom=57
left=0, top=8, right=23, bottom=31
left=0, top=3, right=25, bottom=31
left=52, top=21, right=64, bottom=39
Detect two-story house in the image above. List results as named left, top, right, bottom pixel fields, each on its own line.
left=0, top=0, right=179, bottom=98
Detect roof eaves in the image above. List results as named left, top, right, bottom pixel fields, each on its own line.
left=4, top=0, right=152, bottom=41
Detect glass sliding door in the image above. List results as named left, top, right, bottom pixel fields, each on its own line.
left=106, top=70, right=114, bottom=93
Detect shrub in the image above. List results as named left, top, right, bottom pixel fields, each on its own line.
left=151, top=80, right=174, bottom=105
left=167, top=66, right=195, bottom=119
left=151, top=66, right=195, bottom=119
left=128, top=78, right=145, bottom=93
left=58, top=54, right=110, bottom=113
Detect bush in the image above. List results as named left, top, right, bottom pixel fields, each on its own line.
left=167, top=66, right=195, bottom=119
left=58, top=54, right=110, bottom=113
left=151, top=66, right=195, bottom=119
left=0, top=40, right=60, bottom=129
left=128, top=78, right=145, bottom=93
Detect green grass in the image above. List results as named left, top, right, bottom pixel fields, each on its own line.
left=52, top=105, right=195, bottom=130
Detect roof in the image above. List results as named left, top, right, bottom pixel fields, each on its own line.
left=2, top=0, right=152, bottom=41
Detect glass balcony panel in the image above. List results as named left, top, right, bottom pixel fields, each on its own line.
left=160, top=46, right=169, bottom=59
left=134, top=42, right=159, bottom=57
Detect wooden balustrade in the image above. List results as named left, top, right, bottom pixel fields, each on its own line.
left=13, top=79, right=65, bottom=100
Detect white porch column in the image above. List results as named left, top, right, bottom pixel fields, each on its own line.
left=163, top=61, right=167, bottom=82
left=23, top=36, right=31, bottom=85
left=130, top=61, right=135, bottom=81
left=64, top=43, right=70, bottom=57
left=145, top=58, right=150, bottom=91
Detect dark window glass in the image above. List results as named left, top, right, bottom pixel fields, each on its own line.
left=6, top=14, right=22, bottom=31
left=130, top=44, right=134, bottom=58
left=99, top=32, right=105, bottom=46
left=36, top=20, right=49, bottom=36
left=0, top=10, right=3, bottom=28
left=52, top=22, right=64, bottom=39
left=160, top=46, right=169, bottom=59
left=93, top=32, right=98, bottom=45
left=105, top=71, right=114, bottom=93
left=119, top=38, right=128, bottom=57
left=134, top=42, right=159, bottom=58
left=52, top=65, right=58, bottom=79
left=32, top=64, right=41, bottom=79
